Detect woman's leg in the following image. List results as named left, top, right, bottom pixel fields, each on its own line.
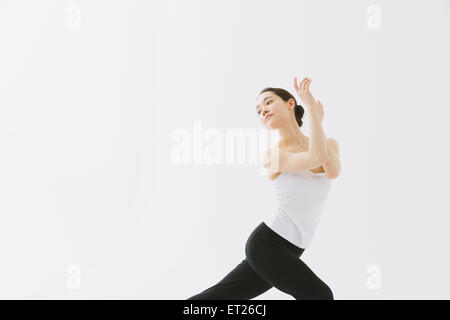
left=187, top=258, right=273, bottom=300
left=245, top=222, right=334, bottom=300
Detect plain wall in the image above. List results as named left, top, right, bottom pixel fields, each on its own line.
left=0, top=0, right=449, bottom=299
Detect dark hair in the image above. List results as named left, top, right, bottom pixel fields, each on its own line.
left=258, top=87, right=305, bottom=127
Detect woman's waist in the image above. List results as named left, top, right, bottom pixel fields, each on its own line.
left=273, top=202, right=326, bottom=216
left=275, top=200, right=326, bottom=211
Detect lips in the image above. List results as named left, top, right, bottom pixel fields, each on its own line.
left=265, top=114, right=273, bottom=122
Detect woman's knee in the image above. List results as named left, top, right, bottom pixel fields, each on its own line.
left=310, top=284, right=334, bottom=300
left=318, top=285, right=334, bottom=300
left=293, top=282, right=334, bottom=300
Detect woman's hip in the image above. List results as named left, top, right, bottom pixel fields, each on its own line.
left=245, top=222, right=304, bottom=258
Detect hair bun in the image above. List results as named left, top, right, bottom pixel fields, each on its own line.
left=294, top=104, right=304, bottom=127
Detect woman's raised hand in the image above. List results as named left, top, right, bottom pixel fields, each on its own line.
left=294, top=76, right=316, bottom=108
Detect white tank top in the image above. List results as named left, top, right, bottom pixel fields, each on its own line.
left=263, top=170, right=332, bottom=249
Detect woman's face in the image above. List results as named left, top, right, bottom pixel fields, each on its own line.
left=256, top=91, right=293, bottom=129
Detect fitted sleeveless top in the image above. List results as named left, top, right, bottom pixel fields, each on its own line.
left=263, top=170, right=332, bottom=249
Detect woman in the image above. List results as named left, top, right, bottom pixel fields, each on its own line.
left=187, top=77, right=341, bottom=300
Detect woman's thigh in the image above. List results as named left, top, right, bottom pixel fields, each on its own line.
left=187, top=258, right=273, bottom=300
left=245, top=222, right=333, bottom=300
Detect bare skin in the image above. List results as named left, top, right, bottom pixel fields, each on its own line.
left=267, top=139, right=336, bottom=181
left=256, top=77, right=341, bottom=180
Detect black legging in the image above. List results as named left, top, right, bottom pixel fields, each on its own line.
left=187, top=221, right=334, bottom=300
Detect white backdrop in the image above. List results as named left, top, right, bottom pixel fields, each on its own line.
left=1, top=0, right=449, bottom=299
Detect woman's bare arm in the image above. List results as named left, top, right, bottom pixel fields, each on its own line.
left=307, top=103, right=329, bottom=162
left=263, top=147, right=326, bottom=174
left=295, top=77, right=329, bottom=162
left=323, top=138, right=341, bottom=179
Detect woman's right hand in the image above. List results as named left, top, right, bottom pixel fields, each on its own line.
left=294, top=76, right=316, bottom=108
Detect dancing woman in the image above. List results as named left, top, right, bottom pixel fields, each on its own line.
left=187, top=77, right=341, bottom=300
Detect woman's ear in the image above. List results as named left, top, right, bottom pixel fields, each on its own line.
left=288, top=98, right=296, bottom=110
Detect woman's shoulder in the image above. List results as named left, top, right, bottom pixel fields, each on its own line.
left=263, top=142, right=288, bottom=160
left=262, top=144, right=280, bottom=172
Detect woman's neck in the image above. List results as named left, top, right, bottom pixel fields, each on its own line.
left=278, top=125, right=309, bottom=149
